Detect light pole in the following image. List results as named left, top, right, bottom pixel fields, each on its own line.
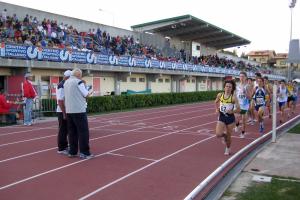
left=288, top=0, right=297, bottom=80
left=98, top=8, right=115, bottom=26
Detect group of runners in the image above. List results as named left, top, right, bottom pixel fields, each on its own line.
left=215, top=72, right=299, bottom=155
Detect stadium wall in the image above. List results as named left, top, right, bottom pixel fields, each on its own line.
left=151, top=75, right=172, bottom=93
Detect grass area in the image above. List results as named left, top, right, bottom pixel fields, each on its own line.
left=236, top=178, right=300, bottom=200
left=288, top=123, right=300, bottom=134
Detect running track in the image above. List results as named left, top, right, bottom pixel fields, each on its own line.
left=0, top=101, right=299, bottom=200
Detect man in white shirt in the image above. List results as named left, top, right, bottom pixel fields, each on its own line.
left=56, top=70, right=71, bottom=154
left=64, top=68, right=93, bottom=159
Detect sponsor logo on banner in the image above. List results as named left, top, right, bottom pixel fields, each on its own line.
left=145, top=59, right=151, bottom=68
left=109, top=55, right=118, bottom=65
left=27, top=46, right=38, bottom=59
left=60, top=49, right=69, bottom=61
left=172, top=62, right=176, bottom=70
left=87, top=52, right=96, bottom=64
left=128, top=57, right=136, bottom=67
left=159, top=61, right=165, bottom=69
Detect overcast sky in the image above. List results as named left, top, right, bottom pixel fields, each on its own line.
left=2, top=0, right=300, bottom=55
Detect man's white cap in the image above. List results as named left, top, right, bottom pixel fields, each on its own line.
left=24, top=73, right=33, bottom=78
left=63, top=70, right=72, bottom=77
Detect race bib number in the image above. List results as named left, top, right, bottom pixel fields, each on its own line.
left=256, top=97, right=264, bottom=105
left=220, top=105, right=227, bottom=113
left=238, top=94, right=246, bottom=99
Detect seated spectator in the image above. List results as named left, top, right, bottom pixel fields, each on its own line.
left=0, top=90, right=17, bottom=124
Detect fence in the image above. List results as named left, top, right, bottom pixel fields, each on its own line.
left=6, top=94, right=57, bottom=121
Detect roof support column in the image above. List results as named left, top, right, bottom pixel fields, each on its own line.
left=114, top=72, right=130, bottom=95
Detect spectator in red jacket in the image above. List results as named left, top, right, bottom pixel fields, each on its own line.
left=0, top=90, right=16, bottom=124
left=22, top=73, right=37, bottom=126
left=0, top=90, right=10, bottom=113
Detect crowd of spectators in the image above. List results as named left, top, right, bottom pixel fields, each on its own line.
left=0, top=9, right=270, bottom=73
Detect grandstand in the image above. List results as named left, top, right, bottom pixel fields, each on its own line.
left=0, top=1, right=285, bottom=98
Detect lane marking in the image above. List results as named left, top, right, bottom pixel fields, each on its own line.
left=0, top=106, right=214, bottom=138
left=0, top=114, right=215, bottom=163
left=0, top=135, right=56, bottom=147
left=0, top=126, right=57, bottom=137
left=0, top=121, right=216, bottom=190
left=79, top=136, right=215, bottom=200
left=0, top=108, right=216, bottom=148
left=108, top=153, right=157, bottom=162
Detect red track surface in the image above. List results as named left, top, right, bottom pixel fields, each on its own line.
left=0, top=101, right=299, bottom=200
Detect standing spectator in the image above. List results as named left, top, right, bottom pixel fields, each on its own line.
left=64, top=68, right=93, bottom=159
left=22, top=73, right=37, bottom=126
left=56, top=70, right=72, bottom=154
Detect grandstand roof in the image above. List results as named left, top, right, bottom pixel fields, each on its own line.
left=131, top=15, right=250, bottom=50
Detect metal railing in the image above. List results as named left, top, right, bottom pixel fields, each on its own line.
left=184, top=114, right=300, bottom=200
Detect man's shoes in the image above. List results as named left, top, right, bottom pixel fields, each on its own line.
left=79, top=153, right=94, bottom=159
left=68, top=153, right=78, bottom=158
left=57, top=149, right=69, bottom=155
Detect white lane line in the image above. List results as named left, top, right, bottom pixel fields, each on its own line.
left=0, top=126, right=57, bottom=137
left=108, top=153, right=158, bottom=162
left=0, top=112, right=217, bottom=163
left=0, top=107, right=215, bottom=148
left=0, top=147, right=56, bottom=163
left=82, top=102, right=213, bottom=122
left=79, top=135, right=215, bottom=200
left=0, top=106, right=214, bottom=138
left=0, top=121, right=216, bottom=190
left=0, top=135, right=56, bottom=147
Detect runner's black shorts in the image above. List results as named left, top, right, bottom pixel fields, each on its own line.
left=218, top=112, right=235, bottom=125
left=287, top=96, right=295, bottom=102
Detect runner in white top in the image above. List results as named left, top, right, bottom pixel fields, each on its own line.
left=235, top=72, right=252, bottom=138
left=277, top=80, right=288, bottom=123
left=247, top=77, right=255, bottom=125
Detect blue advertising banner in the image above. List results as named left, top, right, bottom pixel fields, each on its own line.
left=41, top=48, right=61, bottom=61
left=4, top=44, right=27, bottom=58
left=0, top=43, right=284, bottom=79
